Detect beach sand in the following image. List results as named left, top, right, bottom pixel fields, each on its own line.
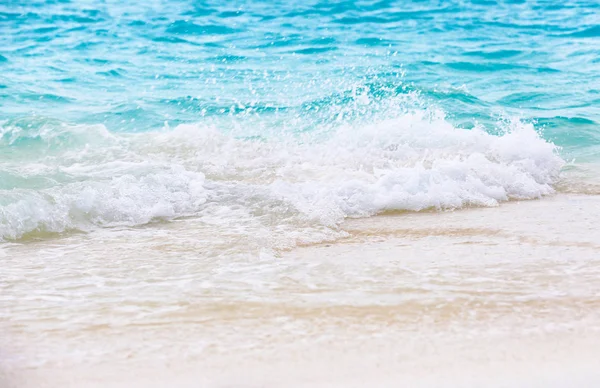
left=2, top=194, right=600, bottom=387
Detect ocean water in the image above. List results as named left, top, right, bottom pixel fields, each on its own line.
left=2, top=1, right=600, bottom=386
left=2, top=0, right=600, bottom=242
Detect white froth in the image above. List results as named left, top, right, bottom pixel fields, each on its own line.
left=0, top=110, right=563, bottom=241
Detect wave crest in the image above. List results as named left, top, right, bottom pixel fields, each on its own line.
left=0, top=110, right=563, bottom=241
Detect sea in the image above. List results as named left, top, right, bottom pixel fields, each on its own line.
left=2, top=1, right=600, bottom=387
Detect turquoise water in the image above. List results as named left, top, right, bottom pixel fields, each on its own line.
left=1, top=0, right=599, bottom=240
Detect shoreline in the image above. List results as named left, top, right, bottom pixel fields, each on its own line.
left=2, top=194, right=600, bottom=387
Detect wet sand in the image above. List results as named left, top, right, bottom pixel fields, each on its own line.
left=2, top=194, right=600, bottom=387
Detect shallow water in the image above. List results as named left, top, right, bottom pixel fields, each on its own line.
left=3, top=195, right=600, bottom=387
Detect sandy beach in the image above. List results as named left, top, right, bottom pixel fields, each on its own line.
left=3, top=1, right=600, bottom=386
left=3, top=194, right=600, bottom=387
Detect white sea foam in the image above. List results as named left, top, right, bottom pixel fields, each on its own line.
left=0, top=110, right=564, bottom=241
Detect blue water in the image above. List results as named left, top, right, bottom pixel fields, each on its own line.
left=1, top=0, right=599, bottom=240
